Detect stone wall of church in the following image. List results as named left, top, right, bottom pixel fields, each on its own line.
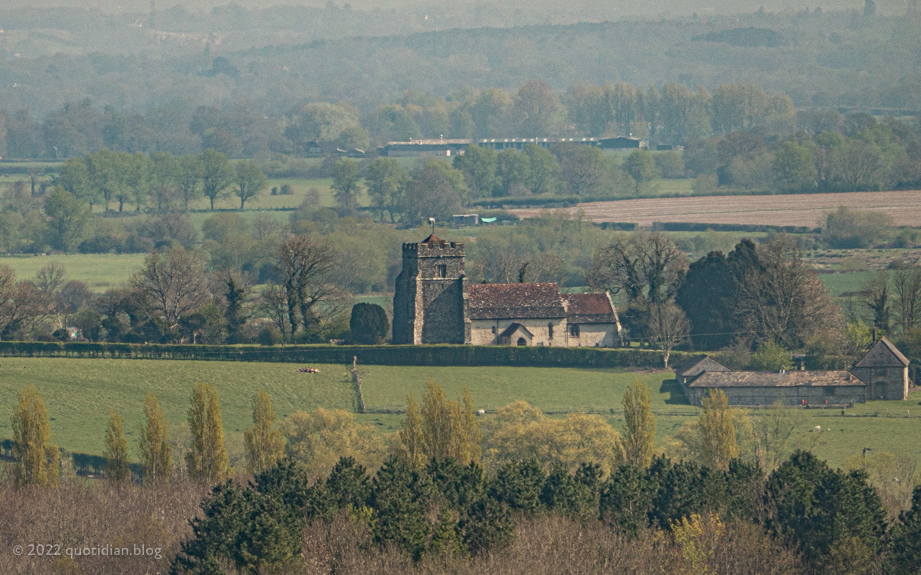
left=469, top=318, right=568, bottom=346
left=567, top=323, right=616, bottom=347
left=419, top=278, right=466, bottom=344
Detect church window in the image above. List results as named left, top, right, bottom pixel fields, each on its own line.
left=548, top=323, right=553, bottom=339
left=436, top=265, right=447, bottom=278
left=569, top=324, right=580, bottom=337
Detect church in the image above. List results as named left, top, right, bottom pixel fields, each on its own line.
left=392, top=234, right=622, bottom=346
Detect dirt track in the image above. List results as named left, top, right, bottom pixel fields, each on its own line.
left=509, top=191, right=921, bottom=228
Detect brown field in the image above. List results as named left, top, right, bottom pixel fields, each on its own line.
left=510, top=190, right=921, bottom=227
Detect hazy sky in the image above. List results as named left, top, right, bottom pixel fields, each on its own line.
left=0, top=0, right=891, bottom=17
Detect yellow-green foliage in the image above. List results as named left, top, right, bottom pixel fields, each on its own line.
left=185, top=382, right=230, bottom=482
left=621, top=380, right=657, bottom=469
left=666, top=513, right=724, bottom=575
left=419, top=381, right=482, bottom=466
left=398, top=392, right=425, bottom=470
left=844, top=450, right=920, bottom=516
left=698, top=390, right=740, bottom=471
left=137, top=393, right=172, bottom=484
left=11, top=384, right=59, bottom=487
left=283, top=407, right=386, bottom=479
left=482, top=400, right=622, bottom=475
left=243, top=389, right=285, bottom=475
left=103, top=409, right=130, bottom=482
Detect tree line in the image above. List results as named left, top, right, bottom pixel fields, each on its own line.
left=8, top=379, right=921, bottom=574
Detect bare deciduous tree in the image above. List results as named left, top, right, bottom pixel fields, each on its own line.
left=737, top=235, right=841, bottom=347
left=0, top=265, right=52, bottom=339
left=647, top=302, right=690, bottom=368
left=892, top=267, right=921, bottom=332
left=274, top=235, right=337, bottom=339
left=589, top=232, right=686, bottom=306
left=131, top=247, right=210, bottom=330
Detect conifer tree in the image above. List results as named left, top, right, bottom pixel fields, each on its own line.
left=138, top=392, right=172, bottom=484
left=698, top=389, right=739, bottom=471
left=243, top=389, right=285, bottom=475
left=103, top=409, right=130, bottom=482
left=399, top=392, right=425, bottom=470
left=186, top=382, right=231, bottom=482
left=621, top=380, right=657, bottom=469
left=11, top=384, right=59, bottom=487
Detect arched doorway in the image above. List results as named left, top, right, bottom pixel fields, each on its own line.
left=517, top=337, right=527, bottom=346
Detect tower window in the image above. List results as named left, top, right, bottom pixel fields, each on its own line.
left=436, top=265, right=447, bottom=278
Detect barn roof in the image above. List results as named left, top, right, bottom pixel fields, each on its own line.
left=676, top=355, right=732, bottom=378
left=560, top=293, right=618, bottom=324
left=855, top=337, right=910, bottom=368
left=689, top=370, right=864, bottom=388
left=468, top=283, right=566, bottom=320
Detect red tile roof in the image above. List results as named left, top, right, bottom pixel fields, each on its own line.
left=468, top=283, right=566, bottom=319
left=560, top=293, right=617, bottom=323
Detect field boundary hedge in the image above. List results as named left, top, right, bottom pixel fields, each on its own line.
left=0, top=341, right=690, bottom=369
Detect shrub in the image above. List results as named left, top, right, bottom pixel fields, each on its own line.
left=349, top=303, right=390, bottom=345
left=258, top=325, right=283, bottom=346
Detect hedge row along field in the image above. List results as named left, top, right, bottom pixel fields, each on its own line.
left=0, top=341, right=692, bottom=369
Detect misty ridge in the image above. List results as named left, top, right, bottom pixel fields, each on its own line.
left=0, top=0, right=918, bottom=144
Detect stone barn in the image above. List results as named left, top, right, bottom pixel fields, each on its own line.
left=677, top=338, right=911, bottom=406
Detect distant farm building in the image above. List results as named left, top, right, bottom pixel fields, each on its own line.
left=676, top=338, right=910, bottom=406
left=380, top=136, right=645, bottom=157
left=453, top=214, right=480, bottom=226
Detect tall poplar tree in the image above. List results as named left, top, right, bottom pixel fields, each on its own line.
left=243, top=389, right=285, bottom=475
left=11, top=384, right=59, bottom=487
left=104, top=409, right=130, bottom=482
left=398, top=392, right=425, bottom=470
left=620, top=380, right=657, bottom=469
left=185, top=382, right=230, bottom=482
left=138, top=393, right=172, bottom=484
left=698, top=389, right=739, bottom=471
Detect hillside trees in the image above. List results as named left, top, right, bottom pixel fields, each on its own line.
left=44, top=187, right=89, bottom=252
left=400, top=159, right=467, bottom=225
left=233, top=159, right=268, bottom=210
left=365, top=157, right=408, bottom=222
left=271, top=235, right=337, bottom=341
left=201, top=150, right=234, bottom=210
left=331, top=158, right=362, bottom=214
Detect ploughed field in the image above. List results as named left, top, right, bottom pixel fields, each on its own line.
left=511, top=190, right=921, bottom=227
left=1, top=357, right=919, bottom=468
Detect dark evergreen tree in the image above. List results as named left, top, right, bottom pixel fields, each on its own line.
left=429, top=507, right=467, bottom=556
left=425, top=457, right=487, bottom=510
left=460, top=497, right=514, bottom=555
left=233, top=494, right=303, bottom=572
left=326, top=456, right=371, bottom=509
left=369, top=456, right=431, bottom=560
left=675, top=239, right=762, bottom=351
left=539, top=464, right=595, bottom=520
left=224, top=275, right=247, bottom=343
left=171, top=480, right=256, bottom=574
left=489, top=458, right=546, bottom=512
left=600, top=464, right=655, bottom=534
left=888, top=485, right=921, bottom=575
left=349, top=302, right=390, bottom=344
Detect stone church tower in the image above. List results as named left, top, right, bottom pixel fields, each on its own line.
left=392, top=234, right=469, bottom=344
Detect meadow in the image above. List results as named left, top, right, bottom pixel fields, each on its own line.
left=0, top=253, right=146, bottom=290
left=1, top=357, right=918, bottom=469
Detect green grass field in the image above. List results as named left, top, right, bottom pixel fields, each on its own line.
left=819, top=271, right=873, bottom=297
left=1, top=357, right=919, bottom=468
left=0, top=254, right=146, bottom=290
